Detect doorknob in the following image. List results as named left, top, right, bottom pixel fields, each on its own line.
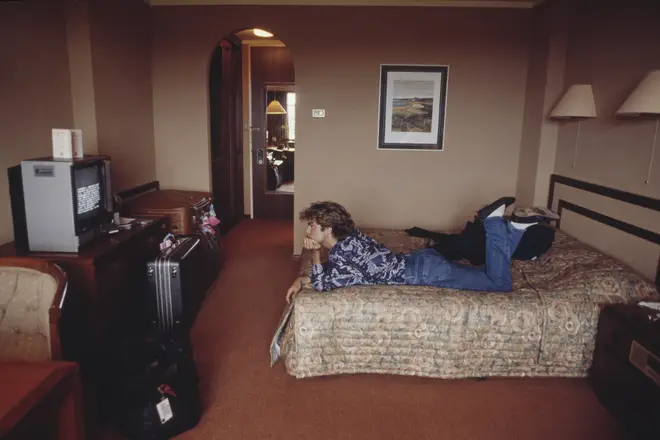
left=257, top=149, right=265, bottom=165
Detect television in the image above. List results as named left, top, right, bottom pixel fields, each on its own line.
left=8, top=155, right=114, bottom=253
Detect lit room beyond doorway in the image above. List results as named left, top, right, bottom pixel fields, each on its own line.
left=266, top=86, right=295, bottom=193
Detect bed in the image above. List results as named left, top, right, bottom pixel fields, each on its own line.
left=270, top=176, right=660, bottom=379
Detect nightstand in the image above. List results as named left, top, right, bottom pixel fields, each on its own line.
left=590, top=304, right=660, bottom=439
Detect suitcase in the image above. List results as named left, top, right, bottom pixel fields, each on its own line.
left=147, top=236, right=208, bottom=335
left=121, top=189, right=213, bottom=235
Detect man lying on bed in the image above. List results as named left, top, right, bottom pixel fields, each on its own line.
left=404, top=211, right=556, bottom=266
left=285, top=197, right=538, bottom=303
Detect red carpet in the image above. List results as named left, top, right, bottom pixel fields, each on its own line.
left=108, top=219, right=628, bottom=440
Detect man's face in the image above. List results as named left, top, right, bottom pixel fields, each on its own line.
left=305, top=220, right=327, bottom=244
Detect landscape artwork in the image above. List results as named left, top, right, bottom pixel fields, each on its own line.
left=391, top=80, right=434, bottom=133
left=378, top=65, right=449, bottom=151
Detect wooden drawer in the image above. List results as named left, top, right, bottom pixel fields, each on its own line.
left=591, top=305, right=660, bottom=439
left=594, top=307, right=637, bottom=362
left=95, top=258, right=131, bottom=297
left=596, top=306, right=660, bottom=358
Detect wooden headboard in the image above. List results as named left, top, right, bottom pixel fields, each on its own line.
left=547, top=174, right=660, bottom=288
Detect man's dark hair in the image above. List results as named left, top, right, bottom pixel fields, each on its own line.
left=299, top=201, right=356, bottom=239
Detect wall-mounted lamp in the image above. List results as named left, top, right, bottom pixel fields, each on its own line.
left=266, top=100, right=287, bottom=115
left=549, top=84, right=597, bottom=169
left=616, top=70, right=660, bottom=184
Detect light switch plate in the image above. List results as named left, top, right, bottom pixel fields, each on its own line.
left=312, top=109, right=326, bottom=118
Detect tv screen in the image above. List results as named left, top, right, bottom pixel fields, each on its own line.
left=75, top=164, right=102, bottom=222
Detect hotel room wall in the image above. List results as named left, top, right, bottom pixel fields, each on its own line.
left=0, top=0, right=74, bottom=244
left=151, top=6, right=532, bottom=252
left=552, top=0, right=660, bottom=282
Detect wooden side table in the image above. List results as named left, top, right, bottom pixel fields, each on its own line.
left=590, top=304, right=660, bottom=439
left=0, top=361, right=84, bottom=440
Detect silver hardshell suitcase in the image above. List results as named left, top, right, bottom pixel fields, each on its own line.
left=146, top=236, right=207, bottom=335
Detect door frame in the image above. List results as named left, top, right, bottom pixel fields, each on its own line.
left=208, top=36, right=244, bottom=232
left=248, top=46, right=295, bottom=220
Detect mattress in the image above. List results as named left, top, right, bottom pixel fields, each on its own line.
left=270, top=229, right=659, bottom=379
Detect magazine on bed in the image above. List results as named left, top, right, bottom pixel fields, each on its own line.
left=270, top=301, right=294, bottom=366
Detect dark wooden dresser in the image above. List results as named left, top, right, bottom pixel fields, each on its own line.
left=590, top=304, right=660, bottom=439
left=0, top=217, right=168, bottom=437
left=0, top=217, right=168, bottom=351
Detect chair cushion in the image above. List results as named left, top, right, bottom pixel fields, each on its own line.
left=0, top=267, right=58, bottom=361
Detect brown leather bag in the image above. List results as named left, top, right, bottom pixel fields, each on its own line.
left=120, top=187, right=212, bottom=235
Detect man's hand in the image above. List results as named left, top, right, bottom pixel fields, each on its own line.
left=303, top=238, right=321, bottom=250
left=286, top=276, right=311, bottom=304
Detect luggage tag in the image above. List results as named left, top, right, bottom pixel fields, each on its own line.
left=156, top=396, right=174, bottom=424
left=160, top=233, right=176, bottom=251
left=156, top=383, right=177, bottom=424
left=206, top=215, right=221, bottom=227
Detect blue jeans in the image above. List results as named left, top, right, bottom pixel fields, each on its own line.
left=403, top=217, right=524, bottom=292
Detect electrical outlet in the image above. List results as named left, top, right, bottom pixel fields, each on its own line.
left=312, top=109, right=326, bottom=118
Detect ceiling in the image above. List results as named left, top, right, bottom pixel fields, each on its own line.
left=148, top=0, right=546, bottom=8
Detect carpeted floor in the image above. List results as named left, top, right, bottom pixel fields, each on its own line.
left=106, top=219, right=628, bottom=440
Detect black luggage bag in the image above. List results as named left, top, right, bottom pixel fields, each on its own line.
left=147, top=235, right=209, bottom=335
left=110, top=332, right=202, bottom=440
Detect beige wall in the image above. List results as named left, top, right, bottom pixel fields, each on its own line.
left=516, top=0, right=568, bottom=207
left=0, top=0, right=74, bottom=244
left=550, top=0, right=660, bottom=281
left=151, top=6, right=532, bottom=252
left=90, top=0, right=156, bottom=191
left=0, top=0, right=156, bottom=246
left=4, top=1, right=655, bottom=278
left=65, top=0, right=99, bottom=154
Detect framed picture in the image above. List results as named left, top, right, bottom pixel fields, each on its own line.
left=377, top=65, right=449, bottom=151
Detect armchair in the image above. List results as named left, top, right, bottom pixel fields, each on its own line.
left=0, top=257, right=67, bottom=361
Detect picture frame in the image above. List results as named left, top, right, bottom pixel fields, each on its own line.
left=377, top=64, right=449, bottom=151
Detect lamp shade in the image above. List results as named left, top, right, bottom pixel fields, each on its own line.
left=550, top=84, right=597, bottom=119
left=266, top=100, right=287, bottom=114
left=616, top=70, right=660, bottom=116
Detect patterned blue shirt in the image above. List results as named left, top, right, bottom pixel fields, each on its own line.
left=310, top=231, right=407, bottom=292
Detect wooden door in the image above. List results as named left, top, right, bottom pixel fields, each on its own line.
left=250, top=47, right=294, bottom=220
left=209, top=39, right=244, bottom=231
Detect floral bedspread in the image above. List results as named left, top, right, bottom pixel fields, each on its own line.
left=270, top=229, right=659, bottom=379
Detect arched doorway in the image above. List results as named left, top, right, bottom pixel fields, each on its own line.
left=208, top=28, right=295, bottom=229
